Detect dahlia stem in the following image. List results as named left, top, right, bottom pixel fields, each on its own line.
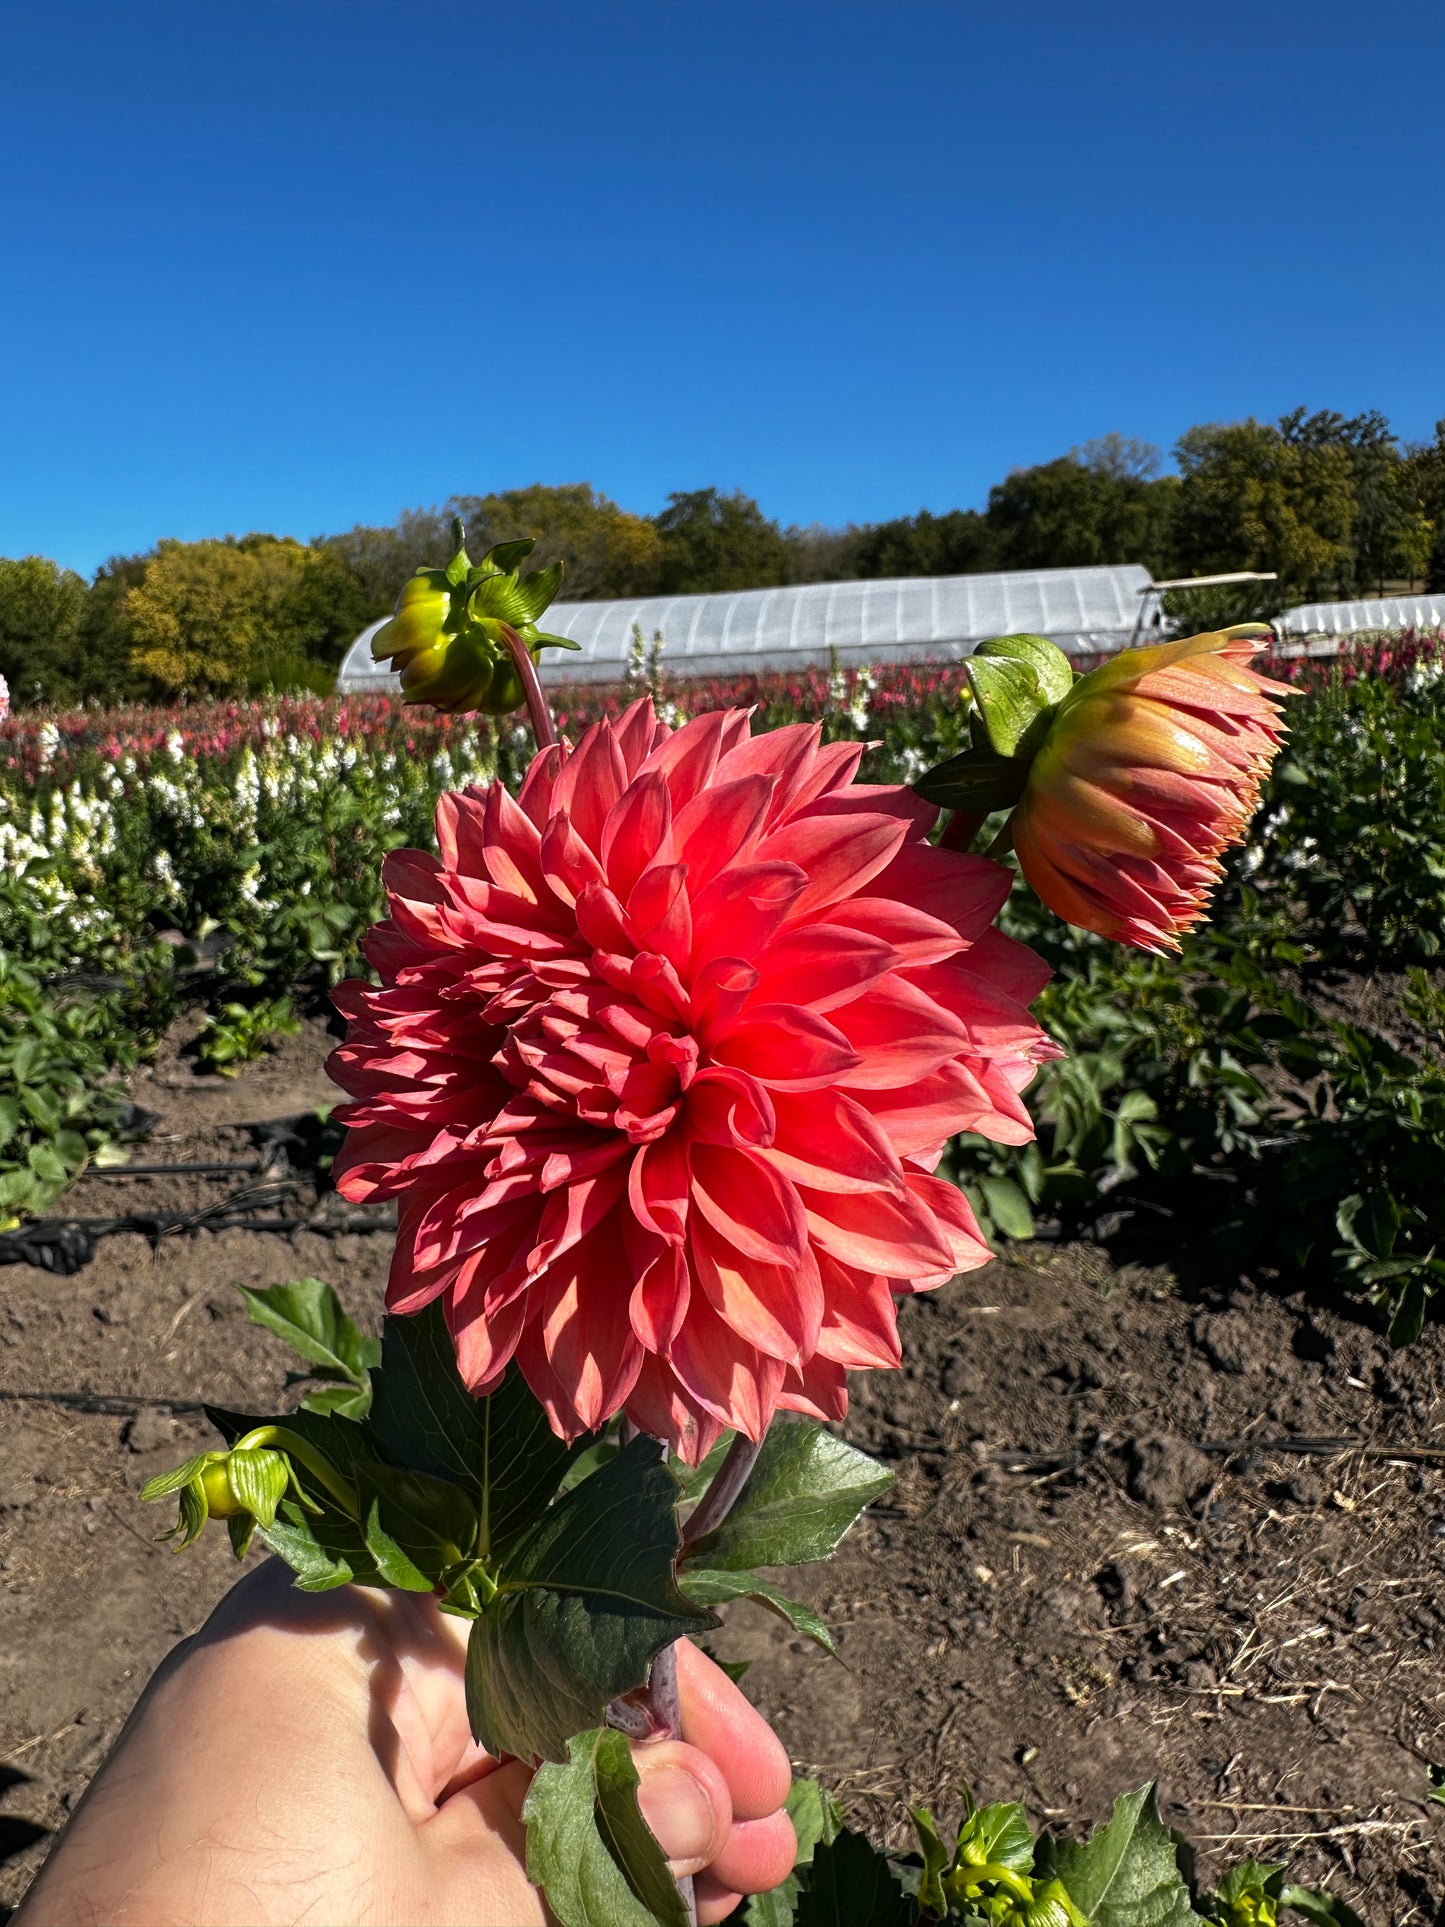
left=497, top=622, right=558, bottom=752
left=679, top=1432, right=764, bottom=1556
left=938, top=808, right=985, bottom=852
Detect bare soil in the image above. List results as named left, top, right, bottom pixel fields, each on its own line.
left=3, top=1017, right=1444, bottom=1922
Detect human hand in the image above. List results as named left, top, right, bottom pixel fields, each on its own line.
left=17, top=1558, right=796, bottom=1926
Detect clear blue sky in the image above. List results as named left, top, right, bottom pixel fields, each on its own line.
left=2, top=0, right=1441, bottom=577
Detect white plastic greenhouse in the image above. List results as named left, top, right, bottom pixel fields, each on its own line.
left=1273, top=593, right=1445, bottom=641
left=335, top=563, right=1162, bottom=695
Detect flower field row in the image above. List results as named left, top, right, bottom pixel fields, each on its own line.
left=4, top=632, right=1445, bottom=1324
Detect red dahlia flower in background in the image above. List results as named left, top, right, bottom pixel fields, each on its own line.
left=330, top=700, right=1058, bottom=1461
left=1010, top=628, right=1291, bottom=952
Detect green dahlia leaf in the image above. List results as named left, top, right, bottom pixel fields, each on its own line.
left=523, top=1724, right=689, bottom=1927
left=1037, top=1783, right=1199, bottom=1927
left=684, top=1420, right=892, bottom=1573
left=368, top=1306, right=575, bottom=1561
left=237, top=1278, right=380, bottom=1386
left=682, top=1568, right=836, bottom=1655
left=466, top=1436, right=715, bottom=1762
left=796, top=1828, right=913, bottom=1927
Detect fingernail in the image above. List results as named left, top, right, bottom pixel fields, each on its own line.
left=636, top=1764, right=717, bottom=1866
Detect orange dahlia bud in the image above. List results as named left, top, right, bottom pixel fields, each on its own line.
left=1011, top=626, right=1291, bottom=951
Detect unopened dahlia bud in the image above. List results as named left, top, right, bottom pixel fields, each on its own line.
left=142, top=1445, right=291, bottom=1547
left=915, top=627, right=1290, bottom=953
left=1011, top=627, right=1289, bottom=951
left=370, top=519, right=578, bottom=714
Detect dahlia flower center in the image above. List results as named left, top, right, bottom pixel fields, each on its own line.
left=501, top=978, right=706, bottom=1145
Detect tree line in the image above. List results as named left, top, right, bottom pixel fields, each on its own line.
left=2, top=411, right=1442, bottom=707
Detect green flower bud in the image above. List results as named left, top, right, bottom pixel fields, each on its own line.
left=368, top=520, right=579, bottom=717
left=199, top=1459, right=247, bottom=1518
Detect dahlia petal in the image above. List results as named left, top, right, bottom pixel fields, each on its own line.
left=623, top=1352, right=726, bottom=1465
left=685, top=1064, right=776, bottom=1149
left=669, top=774, right=775, bottom=891
left=691, top=1214, right=823, bottom=1365
left=760, top=811, right=910, bottom=920
left=868, top=844, right=1012, bottom=942
left=714, top=1003, right=861, bottom=1091
left=434, top=788, right=490, bottom=877
left=829, top=975, right=971, bottom=1086
left=765, top=1088, right=904, bottom=1195
left=613, top=696, right=664, bottom=778
left=689, top=861, right=807, bottom=971
left=749, top=924, right=897, bottom=1013
left=958, top=925, right=1053, bottom=1008
left=777, top=1352, right=848, bottom=1423
left=690, top=1143, right=808, bottom=1266
left=668, top=1287, right=787, bottom=1441
left=630, top=1240, right=691, bottom=1350
left=812, top=1255, right=902, bottom=1369
left=481, top=781, right=548, bottom=902
left=535, top=1223, right=645, bottom=1433
left=800, top=1184, right=954, bottom=1276
left=905, top=1171, right=992, bottom=1278
left=600, top=770, right=673, bottom=902
left=548, top=723, right=628, bottom=851
left=710, top=720, right=825, bottom=824
left=643, top=710, right=730, bottom=807
left=538, top=812, right=608, bottom=908
left=446, top=1274, right=528, bottom=1394
left=515, top=740, right=565, bottom=828
left=822, top=896, right=970, bottom=967
left=628, top=1131, right=691, bottom=1244
left=627, top=861, right=693, bottom=969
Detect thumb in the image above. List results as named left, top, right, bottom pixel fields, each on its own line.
left=633, top=1741, right=734, bottom=1877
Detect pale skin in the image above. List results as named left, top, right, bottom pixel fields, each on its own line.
left=16, top=1560, right=797, bottom=1927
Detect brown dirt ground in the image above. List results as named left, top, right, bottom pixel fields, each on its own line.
left=3, top=1016, right=1444, bottom=1922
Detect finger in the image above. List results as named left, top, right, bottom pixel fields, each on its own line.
left=695, top=1871, right=745, bottom=1925
left=634, top=1740, right=733, bottom=1876
left=674, top=1640, right=793, bottom=1820
left=706, top=1808, right=798, bottom=1899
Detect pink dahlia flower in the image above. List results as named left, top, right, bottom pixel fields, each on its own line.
left=330, top=701, right=1058, bottom=1461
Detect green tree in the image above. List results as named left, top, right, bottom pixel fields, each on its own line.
left=0, top=555, right=91, bottom=707
left=1172, top=415, right=1355, bottom=600
left=984, top=437, right=1178, bottom=575
left=126, top=536, right=371, bottom=696
left=450, top=484, right=661, bottom=600
left=652, top=489, right=793, bottom=594
left=849, top=508, right=997, bottom=579
left=318, top=508, right=455, bottom=615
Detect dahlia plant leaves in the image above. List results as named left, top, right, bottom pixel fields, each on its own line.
left=1277, top=1887, right=1365, bottom=1927
left=908, top=1805, right=951, bottom=1920
left=236, top=1278, right=380, bottom=1389
left=466, top=1436, right=717, bottom=1762
left=963, top=653, right=1058, bottom=762
left=795, top=1828, right=913, bottom=1927
left=911, top=742, right=1031, bottom=813
left=681, top=1568, right=837, bottom=1656
left=974, top=633, right=1075, bottom=706
left=953, top=1796, right=1035, bottom=1876
left=254, top=1511, right=363, bottom=1592
left=523, top=1725, right=690, bottom=1927
left=368, top=1307, right=576, bottom=1560
left=683, top=1420, right=892, bottom=1573
left=1036, top=1784, right=1199, bottom=1927
left=357, top=1461, right=479, bottom=1593
left=299, top=1381, right=373, bottom=1419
